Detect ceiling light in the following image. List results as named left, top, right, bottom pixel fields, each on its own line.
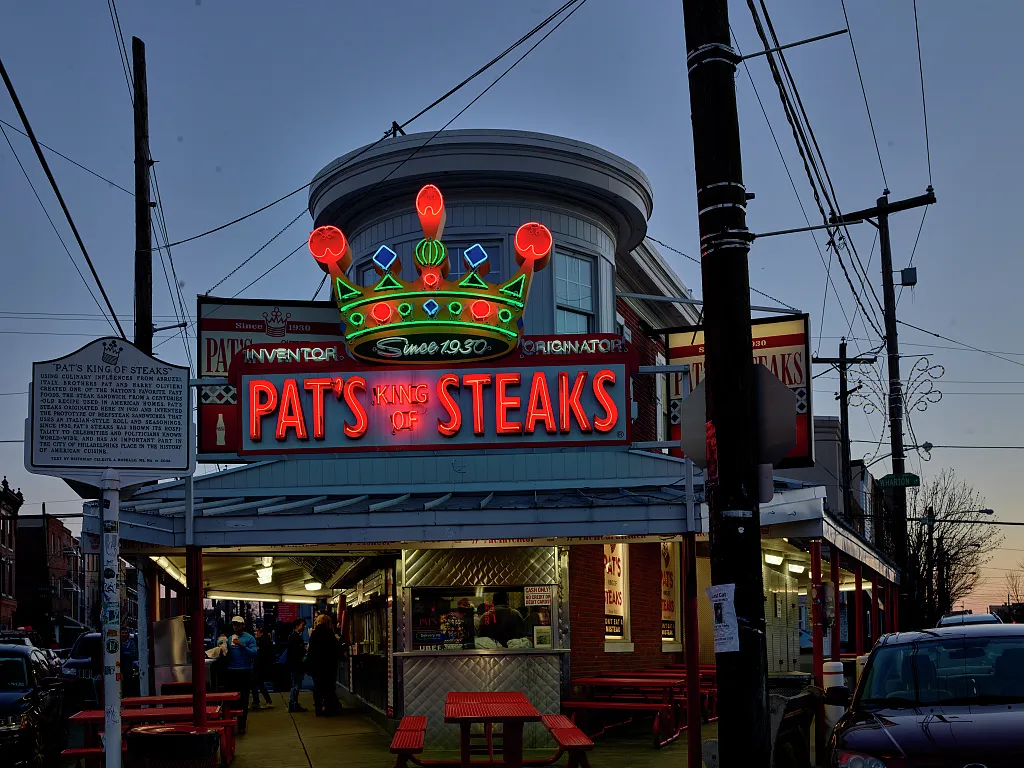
left=764, top=554, right=784, bottom=566
left=261, top=556, right=274, bottom=568
left=787, top=563, right=806, bottom=574
left=304, top=579, right=323, bottom=591
left=255, top=566, right=273, bottom=585
left=282, top=596, right=317, bottom=604
left=150, top=555, right=187, bottom=586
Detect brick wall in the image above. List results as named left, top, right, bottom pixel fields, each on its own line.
left=569, top=543, right=682, bottom=677
left=616, top=298, right=666, bottom=445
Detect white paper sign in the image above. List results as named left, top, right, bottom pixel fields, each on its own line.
left=28, top=337, right=192, bottom=482
left=524, top=586, right=552, bottom=606
left=706, top=583, right=740, bottom=653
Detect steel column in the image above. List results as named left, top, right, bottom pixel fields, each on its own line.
left=683, top=532, right=701, bottom=768
left=830, top=545, right=841, bottom=662
left=187, top=546, right=207, bottom=728
left=854, top=565, right=864, bottom=656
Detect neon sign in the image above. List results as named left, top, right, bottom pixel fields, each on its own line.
left=233, top=337, right=632, bottom=455
left=309, top=184, right=552, bottom=365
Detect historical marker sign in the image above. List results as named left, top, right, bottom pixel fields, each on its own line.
left=27, top=337, right=194, bottom=484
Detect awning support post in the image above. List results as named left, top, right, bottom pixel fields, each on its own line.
left=830, top=545, right=841, bottom=662
left=854, top=565, right=864, bottom=657
left=683, top=532, right=701, bottom=768
left=870, top=571, right=880, bottom=647
left=810, top=539, right=825, bottom=754
left=187, top=545, right=207, bottom=729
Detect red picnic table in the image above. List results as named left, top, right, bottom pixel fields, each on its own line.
left=70, top=706, right=225, bottom=745
left=121, top=692, right=240, bottom=707
left=444, top=691, right=541, bottom=768
left=568, top=676, right=686, bottom=748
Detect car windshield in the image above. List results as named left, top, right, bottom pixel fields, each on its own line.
left=70, top=635, right=100, bottom=661
left=0, top=656, right=29, bottom=690
left=858, top=635, right=1024, bottom=707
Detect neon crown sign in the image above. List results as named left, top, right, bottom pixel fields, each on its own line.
left=308, top=184, right=552, bottom=364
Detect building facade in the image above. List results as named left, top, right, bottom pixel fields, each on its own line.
left=0, top=478, right=24, bottom=630
left=15, top=513, right=85, bottom=645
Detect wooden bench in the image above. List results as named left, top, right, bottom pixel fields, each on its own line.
left=390, top=716, right=427, bottom=768
left=541, top=715, right=593, bottom=768
left=562, top=700, right=676, bottom=748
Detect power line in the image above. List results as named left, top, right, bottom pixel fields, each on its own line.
left=851, top=441, right=1024, bottom=450
left=150, top=0, right=583, bottom=252
left=0, top=121, right=118, bottom=336
left=896, top=207, right=928, bottom=305
left=912, top=0, right=933, bottom=187
left=838, top=0, right=888, bottom=189
left=898, top=319, right=1024, bottom=370
left=204, top=209, right=307, bottom=295
left=106, top=0, right=134, bottom=103
left=0, top=118, right=132, bottom=195
left=644, top=237, right=799, bottom=311
left=0, top=56, right=126, bottom=338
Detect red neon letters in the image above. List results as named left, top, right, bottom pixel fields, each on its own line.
left=246, top=368, right=619, bottom=444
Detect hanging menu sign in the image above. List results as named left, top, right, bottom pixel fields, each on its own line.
left=28, top=338, right=192, bottom=477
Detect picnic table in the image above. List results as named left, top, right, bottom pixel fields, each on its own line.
left=70, top=706, right=225, bottom=746
left=568, top=676, right=686, bottom=747
left=121, top=692, right=240, bottom=707
left=444, top=691, right=541, bottom=768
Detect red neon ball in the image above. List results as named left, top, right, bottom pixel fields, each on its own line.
left=514, top=222, right=553, bottom=261
left=470, top=300, right=492, bottom=321
left=371, top=303, right=393, bottom=323
left=423, top=270, right=440, bottom=289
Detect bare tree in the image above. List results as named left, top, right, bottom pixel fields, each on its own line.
left=907, top=468, right=1001, bottom=627
left=1004, top=560, right=1024, bottom=621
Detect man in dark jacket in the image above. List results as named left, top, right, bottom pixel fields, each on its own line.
left=250, top=621, right=274, bottom=709
left=478, top=591, right=527, bottom=647
left=286, top=618, right=308, bottom=713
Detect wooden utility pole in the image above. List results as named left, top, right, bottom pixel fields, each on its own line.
left=680, top=1, right=769, bottom=763
left=813, top=340, right=876, bottom=522
left=831, top=189, right=935, bottom=628
left=133, top=37, right=153, bottom=354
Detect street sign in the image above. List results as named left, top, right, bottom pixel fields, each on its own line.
left=26, top=337, right=195, bottom=486
left=878, top=473, right=921, bottom=489
left=679, top=365, right=797, bottom=469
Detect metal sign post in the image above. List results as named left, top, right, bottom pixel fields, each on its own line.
left=100, top=470, right=121, bottom=768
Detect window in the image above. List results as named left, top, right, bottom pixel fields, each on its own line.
left=444, top=241, right=502, bottom=282
left=555, top=252, right=594, bottom=334
left=661, top=542, right=681, bottom=645
left=656, top=352, right=668, bottom=445
left=604, top=543, right=629, bottom=642
left=410, top=586, right=552, bottom=650
left=359, top=263, right=379, bottom=288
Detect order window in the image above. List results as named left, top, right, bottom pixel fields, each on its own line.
left=410, top=586, right=553, bottom=650
left=604, top=542, right=629, bottom=640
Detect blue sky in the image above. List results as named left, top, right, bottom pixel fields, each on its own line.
left=2, top=1, right=1021, bottom=608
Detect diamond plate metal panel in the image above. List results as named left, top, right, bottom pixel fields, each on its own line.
left=404, top=547, right=557, bottom=587
left=401, top=654, right=563, bottom=749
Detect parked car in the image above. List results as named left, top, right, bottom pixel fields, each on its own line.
left=0, top=632, right=62, bottom=674
left=937, top=610, right=1002, bottom=626
left=0, top=643, right=65, bottom=766
left=61, top=633, right=101, bottom=709
left=825, top=623, right=1024, bottom=767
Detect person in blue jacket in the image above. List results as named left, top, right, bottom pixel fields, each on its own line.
left=225, top=615, right=257, bottom=734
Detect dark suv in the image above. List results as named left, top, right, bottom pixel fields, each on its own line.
left=61, top=633, right=102, bottom=709
left=0, top=643, right=65, bottom=766
left=826, top=623, right=1024, bottom=767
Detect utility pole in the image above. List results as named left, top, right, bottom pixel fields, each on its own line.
left=133, top=37, right=153, bottom=354
left=831, top=188, right=935, bottom=629
left=925, top=506, right=935, bottom=623
left=680, top=2, right=769, bottom=763
left=813, top=339, right=875, bottom=523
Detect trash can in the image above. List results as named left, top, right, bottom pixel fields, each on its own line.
left=126, top=726, right=220, bottom=768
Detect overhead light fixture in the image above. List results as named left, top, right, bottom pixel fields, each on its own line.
left=787, top=563, right=806, bottom=574
left=261, top=556, right=274, bottom=568
left=283, top=596, right=316, bottom=605
left=255, top=566, right=273, bottom=585
left=150, top=556, right=187, bottom=586
left=304, top=579, right=323, bottom=591
left=207, top=591, right=315, bottom=604
left=764, top=554, right=784, bottom=566
left=839, top=584, right=859, bottom=592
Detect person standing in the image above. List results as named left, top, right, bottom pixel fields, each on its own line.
left=225, top=616, right=257, bottom=734
left=286, top=618, right=308, bottom=713
left=305, top=613, right=341, bottom=717
left=250, top=621, right=274, bottom=710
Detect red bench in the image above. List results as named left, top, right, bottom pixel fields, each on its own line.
left=541, top=715, right=593, bottom=768
left=60, top=743, right=127, bottom=768
left=390, top=716, right=426, bottom=768
left=561, top=700, right=676, bottom=748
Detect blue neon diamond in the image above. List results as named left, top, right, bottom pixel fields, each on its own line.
left=373, top=244, right=398, bottom=271
left=464, top=243, right=489, bottom=269
left=423, top=299, right=440, bottom=317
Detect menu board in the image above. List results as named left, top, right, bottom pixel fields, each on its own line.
left=31, top=338, right=190, bottom=472
left=604, top=542, right=626, bottom=638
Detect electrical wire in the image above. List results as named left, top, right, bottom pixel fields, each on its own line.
left=644, top=236, right=800, bottom=311
left=0, top=118, right=132, bottom=195
left=851, top=441, right=1024, bottom=450
left=107, top=0, right=134, bottom=103
left=912, top=0, right=933, bottom=187
left=0, top=121, right=118, bottom=336
left=897, top=319, right=1024, bottom=370
left=150, top=0, right=583, bottom=252
left=896, top=207, right=928, bottom=305
left=0, top=56, right=126, bottom=338
left=838, top=0, right=888, bottom=190
left=204, top=210, right=307, bottom=295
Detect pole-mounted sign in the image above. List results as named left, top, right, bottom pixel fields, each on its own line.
left=25, top=337, right=194, bottom=768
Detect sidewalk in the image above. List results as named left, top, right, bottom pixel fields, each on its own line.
left=233, top=691, right=718, bottom=768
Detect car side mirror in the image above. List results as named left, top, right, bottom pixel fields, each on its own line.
left=823, top=685, right=850, bottom=707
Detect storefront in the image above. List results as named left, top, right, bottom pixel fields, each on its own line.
left=80, top=129, right=895, bottom=750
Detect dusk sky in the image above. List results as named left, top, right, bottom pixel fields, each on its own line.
left=2, top=1, right=1021, bottom=609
